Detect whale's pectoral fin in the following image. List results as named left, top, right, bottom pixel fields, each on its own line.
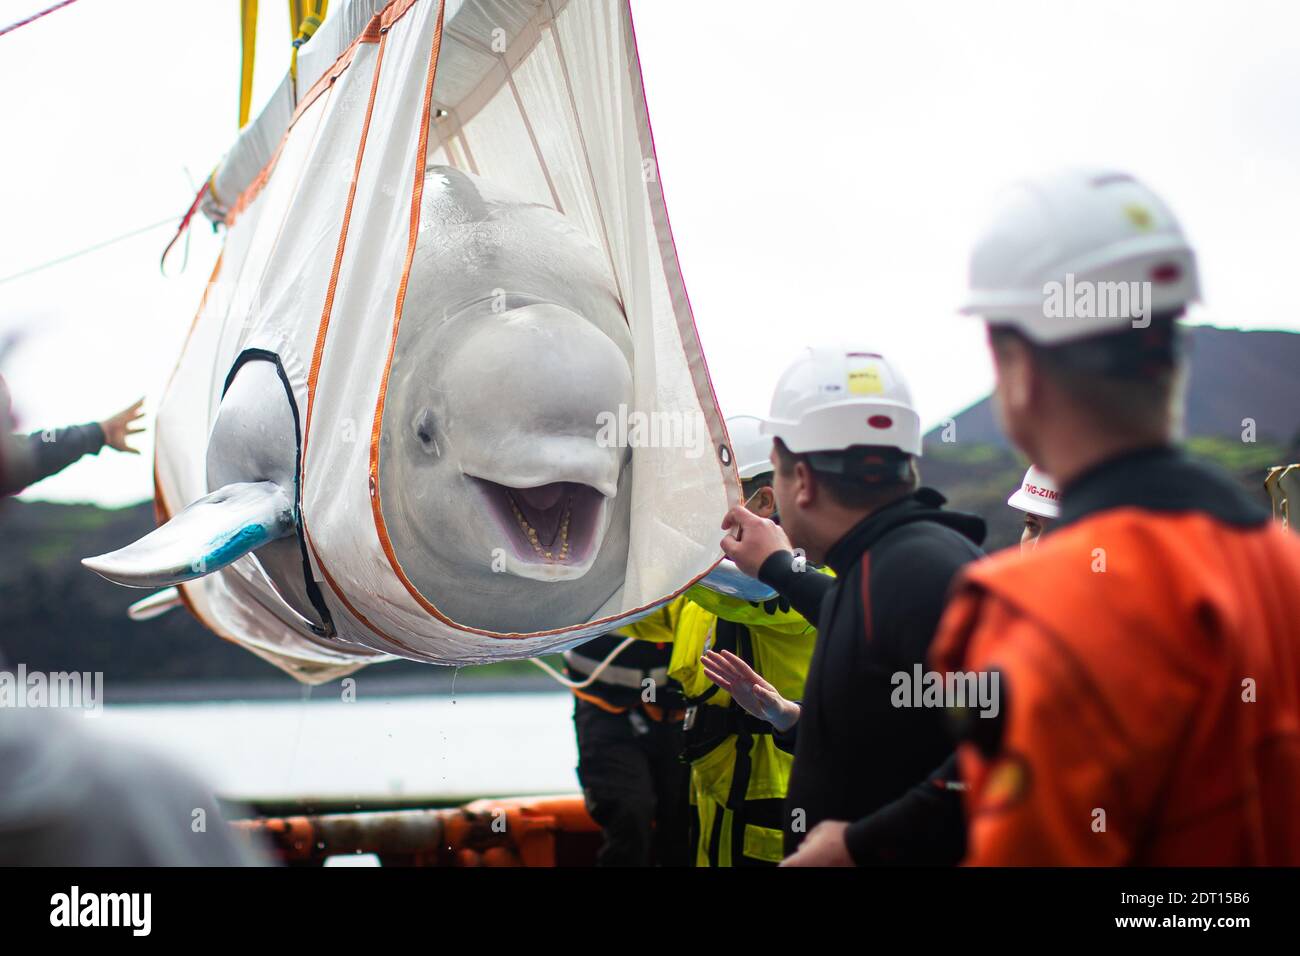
left=83, top=481, right=295, bottom=588
left=127, top=587, right=183, bottom=621
left=697, top=559, right=778, bottom=603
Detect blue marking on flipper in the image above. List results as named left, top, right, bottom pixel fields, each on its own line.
left=205, top=523, right=275, bottom=570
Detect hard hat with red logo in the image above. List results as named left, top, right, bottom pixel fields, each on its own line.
left=725, top=415, right=775, bottom=480
left=760, top=348, right=921, bottom=456
left=1007, top=465, right=1061, bottom=519
left=960, top=168, right=1200, bottom=345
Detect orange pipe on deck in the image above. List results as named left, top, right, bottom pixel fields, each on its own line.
left=232, top=794, right=597, bottom=866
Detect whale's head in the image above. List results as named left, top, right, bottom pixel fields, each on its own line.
left=378, top=168, right=636, bottom=633
left=382, top=295, right=633, bottom=632
left=425, top=299, right=630, bottom=581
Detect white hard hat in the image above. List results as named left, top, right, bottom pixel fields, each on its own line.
left=960, top=169, right=1199, bottom=345
left=725, top=415, right=774, bottom=481
left=760, top=348, right=922, bottom=456
left=1007, top=465, right=1060, bottom=519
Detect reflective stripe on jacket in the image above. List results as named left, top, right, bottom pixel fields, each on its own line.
left=669, top=579, right=825, bottom=864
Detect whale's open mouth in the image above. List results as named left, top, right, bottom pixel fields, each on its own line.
left=471, top=478, right=611, bottom=581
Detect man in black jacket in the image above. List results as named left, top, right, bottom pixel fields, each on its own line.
left=715, top=348, right=985, bottom=865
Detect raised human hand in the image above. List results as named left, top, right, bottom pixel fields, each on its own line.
left=701, top=648, right=800, bottom=732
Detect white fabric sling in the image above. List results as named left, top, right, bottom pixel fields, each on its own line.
left=153, top=0, right=734, bottom=682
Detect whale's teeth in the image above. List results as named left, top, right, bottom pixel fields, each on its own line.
left=507, top=491, right=575, bottom=563
left=557, top=496, right=571, bottom=559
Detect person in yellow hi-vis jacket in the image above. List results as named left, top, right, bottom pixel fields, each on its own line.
left=669, top=416, right=826, bottom=866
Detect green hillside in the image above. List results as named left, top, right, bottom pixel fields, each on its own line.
left=921, top=437, right=1288, bottom=554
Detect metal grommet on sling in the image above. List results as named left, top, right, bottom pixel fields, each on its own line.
left=719, top=444, right=732, bottom=467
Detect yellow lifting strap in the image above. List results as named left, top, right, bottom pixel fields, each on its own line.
left=239, top=0, right=258, bottom=128
left=239, top=1, right=328, bottom=128
left=289, top=0, right=329, bottom=92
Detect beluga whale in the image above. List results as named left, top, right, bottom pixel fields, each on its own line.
left=84, top=166, right=635, bottom=636
left=374, top=166, right=635, bottom=631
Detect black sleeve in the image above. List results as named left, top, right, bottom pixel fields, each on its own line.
left=772, top=711, right=800, bottom=754
left=842, top=754, right=965, bottom=865
left=2, top=424, right=105, bottom=495
left=757, top=550, right=835, bottom=625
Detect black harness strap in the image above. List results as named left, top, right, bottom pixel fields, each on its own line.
left=725, top=624, right=758, bottom=862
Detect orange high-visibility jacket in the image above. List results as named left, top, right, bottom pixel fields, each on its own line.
left=933, top=448, right=1300, bottom=866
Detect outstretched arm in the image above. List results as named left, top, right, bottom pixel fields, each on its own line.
left=98, top=398, right=146, bottom=455
left=842, top=754, right=966, bottom=865
left=2, top=398, right=144, bottom=496
left=700, top=648, right=801, bottom=732
left=780, top=759, right=966, bottom=868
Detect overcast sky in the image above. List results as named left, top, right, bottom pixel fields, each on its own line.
left=2, top=0, right=1297, bottom=507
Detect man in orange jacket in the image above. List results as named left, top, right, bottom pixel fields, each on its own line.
left=933, top=168, right=1300, bottom=865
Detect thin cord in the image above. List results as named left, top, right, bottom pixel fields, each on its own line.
left=0, top=217, right=177, bottom=286
left=528, top=636, right=636, bottom=690
left=0, top=0, right=83, bottom=40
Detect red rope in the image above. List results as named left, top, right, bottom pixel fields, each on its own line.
left=0, top=0, right=83, bottom=39
left=159, top=180, right=209, bottom=275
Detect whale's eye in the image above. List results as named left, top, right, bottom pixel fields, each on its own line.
left=412, top=408, right=440, bottom=456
